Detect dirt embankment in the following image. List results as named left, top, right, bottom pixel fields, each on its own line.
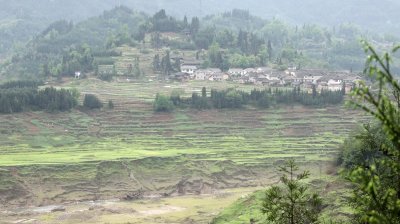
left=0, top=157, right=275, bottom=209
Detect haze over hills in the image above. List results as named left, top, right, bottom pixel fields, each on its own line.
left=1, top=0, right=400, bottom=31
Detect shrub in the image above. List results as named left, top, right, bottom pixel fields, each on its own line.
left=83, top=94, right=103, bottom=109
left=154, top=94, right=174, bottom=112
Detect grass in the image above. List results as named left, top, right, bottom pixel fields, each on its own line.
left=211, top=175, right=355, bottom=224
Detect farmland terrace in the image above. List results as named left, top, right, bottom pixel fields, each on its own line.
left=0, top=79, right=368, bottom=222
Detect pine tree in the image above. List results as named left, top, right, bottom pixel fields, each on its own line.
left=262, top=160, right=322, bottom=224
left=202, top=87, right=207, bottom=98
left=153, top=54, right=161, bottom=72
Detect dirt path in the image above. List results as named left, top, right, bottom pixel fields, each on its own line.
left=1, top=187, right=261, bottom=224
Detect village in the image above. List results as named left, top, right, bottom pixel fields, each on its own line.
left=178, top=63, right=362, bottom=94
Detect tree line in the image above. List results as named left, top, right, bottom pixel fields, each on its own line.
left=0, top=81, right=78, bottom=113
left=154, top=87, right=345, bottom=112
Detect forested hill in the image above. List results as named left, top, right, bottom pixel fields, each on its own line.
left=1, top=0, right=399, bottom=56
left=2, top=6, right=400, bottom=79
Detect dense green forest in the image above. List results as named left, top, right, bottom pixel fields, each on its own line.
left=0, top=81, right=78, bottom=113
left=1, top=0, right=400, bottom=56
left=1, top=6, right=399, bottom=80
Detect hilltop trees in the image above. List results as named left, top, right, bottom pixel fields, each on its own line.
left=151, top=9, right=180, bottom=33
left=190, top=17, right=200, bottom=36
left=5, top=6, right=391, bottom=79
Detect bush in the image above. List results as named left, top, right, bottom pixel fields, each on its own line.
left=83, top=94, right=103, bottom=109
left=154, top=94, right=174, bottom=112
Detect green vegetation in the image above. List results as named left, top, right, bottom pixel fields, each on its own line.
left=2, top=0, right=400, bottom=58
left=211, top=190, right=267, bottom=224
left=0, top=80, right=363, bottom=168
left=212, top=43, right=400, bottom=224
left=339, top=42, right=400, bottom=223
left=83, top=93, right=103, bottom=109
left=262, top=160, right=322, bottom=224
left=154, top=93, right=174, bottom=112
left=0, top=81, right=78, bottom=113
left=2, top=2, right=400, bottom=223
left=3, top=6, right=400, bottom=80
left=158, top=86, right=344, bottom=112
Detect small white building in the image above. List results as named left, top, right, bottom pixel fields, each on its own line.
left=327, top=79, right=343, bottom=91
left=74, top=71, right=81, bottom=79
left=243, top=68, right=257, bottom=75
left=228, top=68, right=243, bottom=77
left=303, top=75, right=322, bottom=84
left=209, top=73, right=229, bottom=81
left=256, top=67, right=272, bottom=74
left=181, top=65, right=197, bottom=74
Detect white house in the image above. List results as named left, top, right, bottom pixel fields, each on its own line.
left=181, top=65, right=197, bottom=74
left=256, top=67, right=272, bottom=74
left=194, top=68, right=222, bottom=80
left=74, top=71, right=81, bottom=79
left=303, top=75, right=322, bottom=84
left=243, top=68, right=257, bottom=75
left=327, top=79, right=343, bottom=91
left=228, top=68, right=243, bottom=77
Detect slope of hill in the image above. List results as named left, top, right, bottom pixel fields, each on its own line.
left=3, top=6, right=399, bottom=80
left=0, top=0, right=399, bottom=56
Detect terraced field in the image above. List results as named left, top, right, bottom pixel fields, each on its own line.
left=0, top=79, right=368, bottom=223
left=1, top=79, right=365, bottom=166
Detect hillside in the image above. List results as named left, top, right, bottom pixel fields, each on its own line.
left=3, top=6, right=399, bottom=81
left=1, top=0, right=399, bottom=56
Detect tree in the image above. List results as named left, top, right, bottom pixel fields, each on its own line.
left=262, top=160, right=322, bottom=224
left=161, top=50, right=172, bottom=77
left=257, top=44, right=269, bottom=66
left=183, top=15, right=189, bottom=28
left=346, top=41, right=400, bottom=223
left=134, top=24, right=147, bottom=42
left=208, top=42, right=223, bottom=69
left=312, top=84, right=317, bottom=98
left=190, top=17, right=200, bottom=35
left=202, top=87, right=207, bottom=98
left=151, top=32, right=162, bottom=49
left=153, top=54, right=161, bottom=72
left=154, top=93, right=174, bottom=112
left=108, top=100, right=114, bottom=109
left=173, top=57, right=181, bottom=72
left=132, top=57, right=141, bottom=77
left=83, top=94, right=103, bottom=109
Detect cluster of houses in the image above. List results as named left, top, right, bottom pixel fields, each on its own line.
left=177, top=65, right=363, bottom=93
